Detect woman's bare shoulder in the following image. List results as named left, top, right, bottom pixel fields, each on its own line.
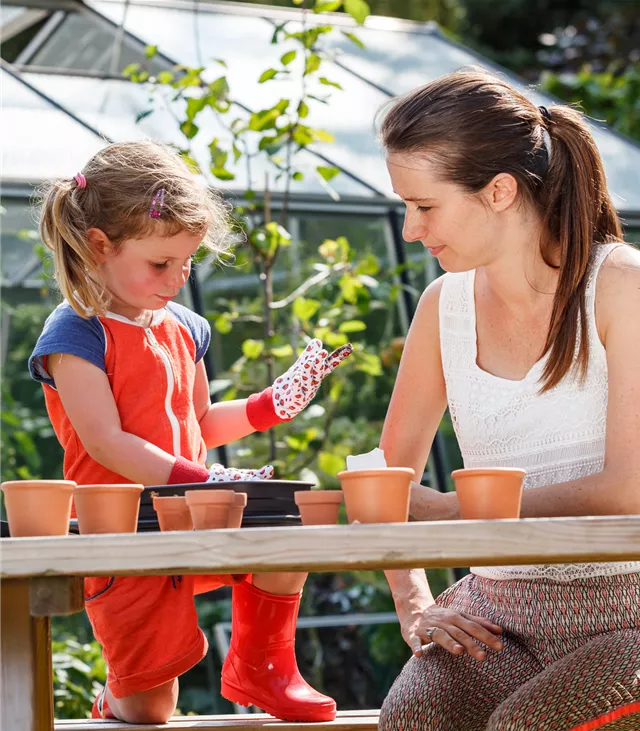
left=596, top=243, right=640, bottom=337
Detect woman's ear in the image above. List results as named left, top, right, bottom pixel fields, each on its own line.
left=87, top=228, right=112, bottom=263
left=483, top=173, right=519, bottom=212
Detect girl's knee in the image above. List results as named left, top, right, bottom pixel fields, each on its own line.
left=109, top=678, right=178, bottom=724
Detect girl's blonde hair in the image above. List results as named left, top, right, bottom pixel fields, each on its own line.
left=39, top=140, right=233, bottom=317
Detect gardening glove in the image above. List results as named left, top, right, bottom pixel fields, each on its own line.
left=167, top=457, right=273, bottom=484
left=207, top=464, right=274, bottom=482
left=246, top=339, right=353, bottom=432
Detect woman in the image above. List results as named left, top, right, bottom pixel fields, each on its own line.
left=377, top=69, right=640, bottom=731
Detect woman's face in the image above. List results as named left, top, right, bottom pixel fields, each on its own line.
left=386, top=152, right=509, bottom=273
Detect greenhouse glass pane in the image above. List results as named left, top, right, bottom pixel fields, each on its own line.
left=2, top=70, right=105, bottom=183
left=24, top=72, right=376, bottom=198
left=1, top=5, right=27, bottom=26
left=327, top=24, right=640, bottom=212
left=1, top=197, right=42, bottom=288
left=29, top=8, right=167, bottom=75
left=88, top=2, right=388, bottom=197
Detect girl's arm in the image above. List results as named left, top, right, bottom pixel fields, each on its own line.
left=193, top=359, right=256, bottom=449
left=48, top=353, right=177, bottom=485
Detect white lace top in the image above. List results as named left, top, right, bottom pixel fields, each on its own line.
left=439, top=242, right=640, bottom=581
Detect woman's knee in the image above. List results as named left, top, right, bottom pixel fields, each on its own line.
left=380, top=647, right=494, bottom=731
left=108, top=678, right=179, bottom=724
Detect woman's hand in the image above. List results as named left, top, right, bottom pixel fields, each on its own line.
left=398, top=602, right=503, bottom=661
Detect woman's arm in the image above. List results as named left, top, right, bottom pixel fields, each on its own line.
left=193, top=360, right=257, bottom=449
left=380, top=279, right=503, bottom=659
left=48, top=353, right=176, bottom=485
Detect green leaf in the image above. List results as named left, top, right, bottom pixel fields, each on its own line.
left=339, top=274, right=363, bottom=304
left=180, top=120, right=199, bottom=139
left=208, top=76, right=230, bottom=99
left=329, top=379, right=343, bottom=402
left=122, top=63, right=140, bottom=78
left=355, top=252, right=380, bottom=276
left=319, top=77, right=343, bottom=90
left=214, top=313, right=233, bottom=334
left=210, top=166, right=236, bottom=181
left=232, top=143, right=242, bottom=163
left=312, top=129, right=335, bottom=143
left=156, top=71, right=174, bottom=84
left=356, top=352, right=382, bottom=377
left=344, top=0, right=370, bottom=24
left=242, top=339, right=265, bottom=359
left=259, top=68, right=278, bottom=83
left=297, top=99, right=310, bottom=119
left=249, top=108, right=282, bottom=132
left=293, top=171, right=304, bottom=181
left=325, top=331, right=349, bottom=348
left=292, top=125, right=315, bottom=147
left=315, top=0, right=343, bottom=11
left=213, top=58, right=227, bottom=68
left=145, top=45, right=158, bottom=58
left=293, top=297, right=321, bottom=322
left=338, top=320, right=366, bottom=333
left=272, top=344, right=294, bottom=358
left=186, top=95, right=206, bottom=121
left=304, top=53, right=322, bottom=76
left=318, top=451, right=345, bottom=475
left=316, top=165, right=340, bottom=182
left=342, top=30, right=365, bottom=48
left=178, top=151, right=201, bottom=173
left=281, top=50, right=297, bottom=66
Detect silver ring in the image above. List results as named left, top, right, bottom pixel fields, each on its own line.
left=426, top=627, right=438, bottom=642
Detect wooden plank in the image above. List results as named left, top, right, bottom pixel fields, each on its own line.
left=1, top=580, right=54, bottom=731
left=54, top=710, right=381, bottom=730
left=2, top=517, right=640, bottom=580
left=30, top=576, right=85, bottom=616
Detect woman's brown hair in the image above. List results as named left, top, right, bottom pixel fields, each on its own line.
left=39, top=140, right=233, bottom=318
left=378, top=68, right=623, bottom=391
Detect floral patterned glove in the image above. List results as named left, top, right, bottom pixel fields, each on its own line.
left=207, top=464, right=274, bottom=482
left=246, top=339, right=353, bottom=432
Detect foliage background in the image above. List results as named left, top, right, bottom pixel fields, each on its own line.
left=2, top=0, right=638, bottom=718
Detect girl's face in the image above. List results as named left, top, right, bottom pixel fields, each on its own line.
left=386, top=152, right=513, bottom=273
left=91, top=228, right=202, bottom=319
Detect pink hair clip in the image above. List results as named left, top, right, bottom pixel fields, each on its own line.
left=149, top=188, right=166, bottom=219
left=74, top=173, right=87, bottom=189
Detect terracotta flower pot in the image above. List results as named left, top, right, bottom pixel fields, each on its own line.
left=185, top=489, right=235, bottom=530
left=74, top=484, right=143, bottom=534
left=294, top=490, right=343, bottom=526
left=451, top=468, right=526, bottom=519
left=227, top=492, right=248, bottom=529
left=153, top=495, right=194, bottom=532
left=337, top=468, right=414, bottom=524
left=1, top=480, right=76, bottom=537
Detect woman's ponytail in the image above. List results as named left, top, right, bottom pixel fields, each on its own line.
left=538, top=105, right=623, bottom=391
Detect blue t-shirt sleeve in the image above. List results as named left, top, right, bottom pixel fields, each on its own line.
left=28, top=302, right=107, bottom=388
left=166, top=302, right=211, bottom=363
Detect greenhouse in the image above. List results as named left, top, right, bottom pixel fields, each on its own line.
left=3, top=0, right=640, bottom=489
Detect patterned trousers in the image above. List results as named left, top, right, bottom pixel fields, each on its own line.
left=379, top=572, right=640, bottom=731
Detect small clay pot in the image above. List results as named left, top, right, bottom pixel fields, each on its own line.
left=451, top=468, right=526, bottom=520
left=227, top=492, right=248, bottom=529
left=294, top=490, right=343, bottom=526
left=74, top=484, right=144, bottom=534
left=153, top=495, right=194, bottom=532
left=1, top=480, right=76, bottom=537
left=185, top=489, right=235, bottom=530
left=337, top=468, right=414, bottom=524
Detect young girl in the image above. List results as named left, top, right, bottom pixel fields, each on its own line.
left=28, top=140, right=351, bottom=723
left=376, top=70, right=640, bottom=730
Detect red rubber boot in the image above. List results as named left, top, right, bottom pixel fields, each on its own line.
left=221, top=581, right=337, bottom=722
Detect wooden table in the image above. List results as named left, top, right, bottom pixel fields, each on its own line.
left=2, top=516, right=640, bottom=731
